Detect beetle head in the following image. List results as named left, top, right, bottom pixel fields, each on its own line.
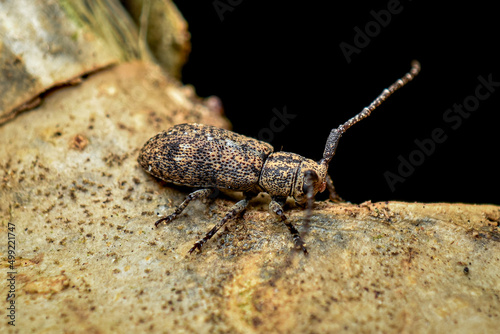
left=292, top=159, right=328, bottom=205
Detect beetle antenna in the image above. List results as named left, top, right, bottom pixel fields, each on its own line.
left=321, top=60, right=421, bottom=166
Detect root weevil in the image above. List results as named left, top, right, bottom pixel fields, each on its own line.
left=138, top=61, right=421, bottom=254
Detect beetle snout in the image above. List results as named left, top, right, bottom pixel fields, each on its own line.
left=319, top=181, right=326, bottom=193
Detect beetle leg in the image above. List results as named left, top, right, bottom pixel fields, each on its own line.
left=189, top=193, right=255, bottom=254
left=326, top=174, right=344, bottom=202
left=155, top=188, right=215, bottom=227
left=303, top=170, right=319, bottom=234
left=269, top=197, right=308, bottom=254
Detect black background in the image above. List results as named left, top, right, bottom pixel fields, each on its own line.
left=173, top=1, right=499, bottom=205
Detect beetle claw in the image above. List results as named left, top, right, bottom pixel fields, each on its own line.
left=294, top=239, right=308, bottom=254
left=188, top=240, right=204, bottom=254
left=154, top=215, right=174, bottom=228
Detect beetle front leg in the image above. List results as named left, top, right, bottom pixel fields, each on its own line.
left=269, top=197, right=308, bottom=254
left=326, top=174, right=344, bottom=202
left=189, top=193, right=255, bottom=254
left=155, top=188, right=216, bottom=227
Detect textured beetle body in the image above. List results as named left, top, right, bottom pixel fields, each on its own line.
left=139, top=61, right=421, bottom=254
left=138, top=123, right=326, bottom=203
left=138, top=123, right=273, bottom=192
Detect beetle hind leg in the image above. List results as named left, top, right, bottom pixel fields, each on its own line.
left=155, top=188, right=215, bottom=227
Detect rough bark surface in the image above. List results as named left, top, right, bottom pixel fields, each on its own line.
left=0, top=63, right=499, bottom=334
left=1, top=1, right=499, bottom=333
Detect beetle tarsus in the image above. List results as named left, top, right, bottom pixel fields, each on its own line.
left=188, top=241, right=204, bottom=254
left=154, top=215, right=174, bottom=227
left=294, top=237, right=308, bottom=254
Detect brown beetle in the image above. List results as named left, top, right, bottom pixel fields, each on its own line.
left=138, top=61, right=421, bottom=254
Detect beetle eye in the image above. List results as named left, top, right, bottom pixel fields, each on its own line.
left=302, top=170, right=318, bottom=194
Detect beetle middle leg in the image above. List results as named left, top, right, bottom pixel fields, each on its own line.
left=189, top=192, right=256, bottom=254
left=155, top=188, right=216, bottom=227
left=269, top=197, right=308, bottom=254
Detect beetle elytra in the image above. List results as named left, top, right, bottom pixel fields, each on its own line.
left=138, top=61, right=421, bottom=254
